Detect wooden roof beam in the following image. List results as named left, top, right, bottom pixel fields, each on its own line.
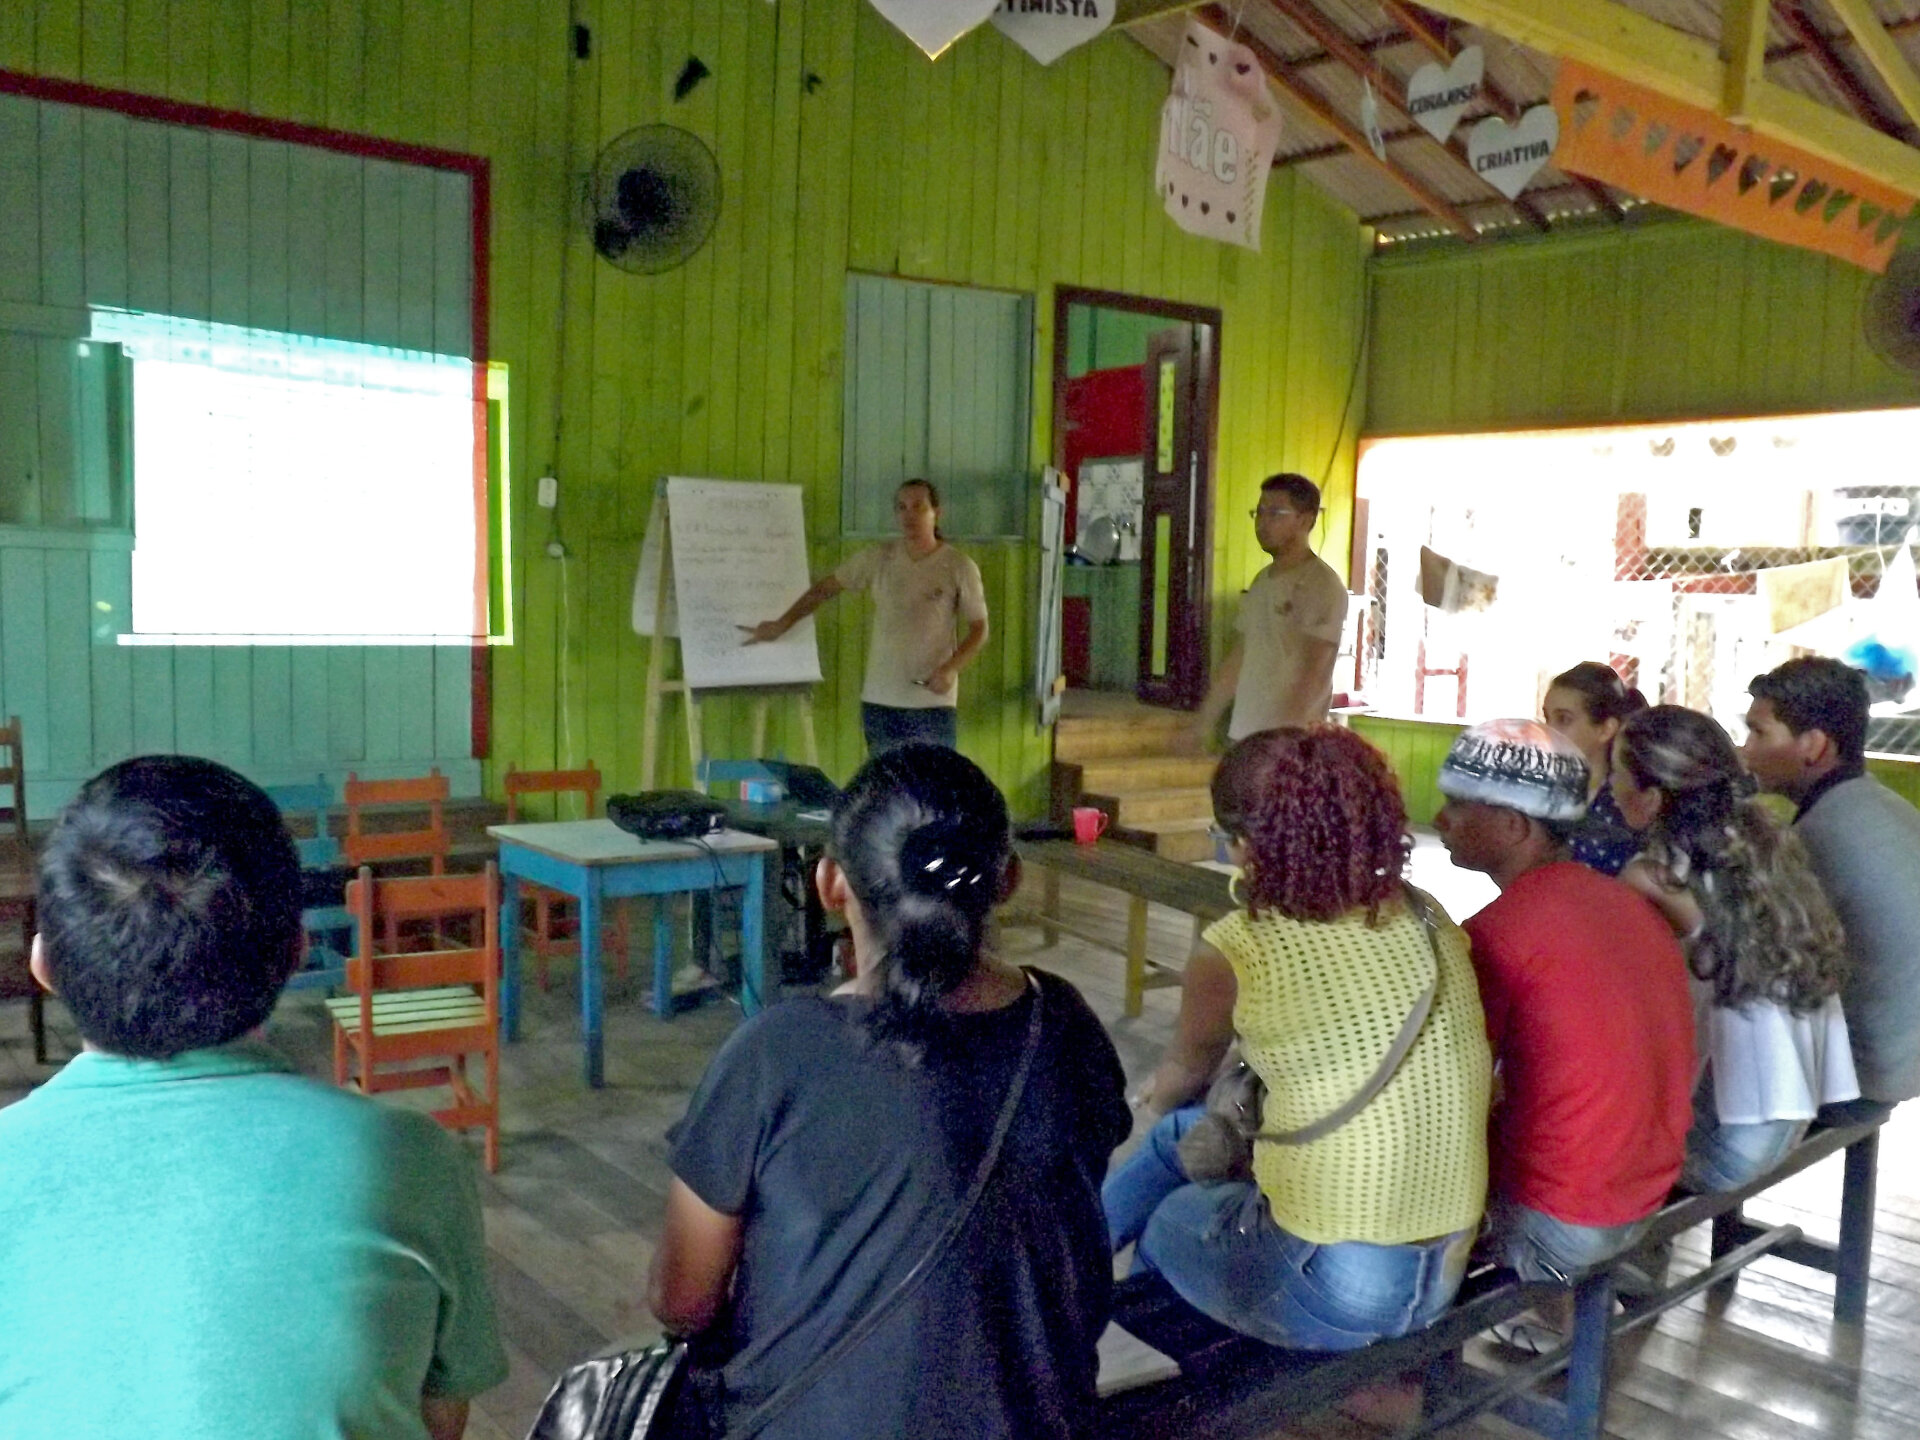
left=1723, top=0, right=1773, bottom=122
left=1114, top=0, right=1209, bottom=24
left=1194, top=4, right=1482, bottom=237
left=1409, top=0, right=1920, bottom=196
left=1773, top=2, right=1909, bottom=138
left=1259, top=0, right=1552, bottom=230
left=1376, top=0, right=1629, bottom=218
left=1819, top=0, right=1920, bottom=132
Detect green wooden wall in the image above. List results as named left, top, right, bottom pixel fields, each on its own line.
left=4, top=0, right=1370, bottom=817
left=1367, top=217, right=1920, bottom=437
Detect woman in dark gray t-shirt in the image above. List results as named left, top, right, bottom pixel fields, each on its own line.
left=649, top=745, right=1130, bottom=1439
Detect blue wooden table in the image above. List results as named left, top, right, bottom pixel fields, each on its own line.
left=487, top=820, right=777, bottom=1088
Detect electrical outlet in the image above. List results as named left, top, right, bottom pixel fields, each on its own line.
left=537, top=475, right=559, bottom=509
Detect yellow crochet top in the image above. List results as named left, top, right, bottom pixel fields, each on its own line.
left=1202, top=893, right=1491, bottom=1246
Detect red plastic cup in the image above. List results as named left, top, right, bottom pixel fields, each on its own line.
left=1072, top=806, right=1109, bottom=845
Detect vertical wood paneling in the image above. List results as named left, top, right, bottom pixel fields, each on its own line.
left=1369, top=219, right=1920, bottom=435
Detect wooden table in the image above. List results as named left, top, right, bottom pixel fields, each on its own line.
left=0, top=843, right=42, bottom=1063
left=488, top=820, right=777, bottom=1088
left=1009, top=838, right=1233, bottom=1017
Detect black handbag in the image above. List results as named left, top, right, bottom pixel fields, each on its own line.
left=525, top=974, right=1046, bottom=1440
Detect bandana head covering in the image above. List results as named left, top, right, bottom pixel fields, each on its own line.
left=1437, top=719, right=1590, bottom=823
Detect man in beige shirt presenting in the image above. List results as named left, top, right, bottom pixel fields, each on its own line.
left=1191, top=473, right=1349, bottom=747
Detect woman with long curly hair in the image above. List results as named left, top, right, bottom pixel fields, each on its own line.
left=1612, top=705, right=1859, bottom=1191
left=1102, top=727, right=1492, bottom=1350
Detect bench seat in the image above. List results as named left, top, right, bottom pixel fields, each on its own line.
left=1099, top=1119, right=1883, bottom=1440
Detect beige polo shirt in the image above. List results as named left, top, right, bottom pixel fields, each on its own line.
left=1228, top=552, right=1349, bottom=739
left=834, top=541, right=988, bottom=710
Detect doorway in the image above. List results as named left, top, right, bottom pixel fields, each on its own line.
left=1052, top=288, right=1220, bottom=709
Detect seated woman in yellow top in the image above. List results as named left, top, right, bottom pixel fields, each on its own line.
left=1104, top=727, right=1492, bottom=1350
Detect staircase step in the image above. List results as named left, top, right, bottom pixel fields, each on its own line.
left=1094, top=786, right=1214, bottom=826
left=1137, top=818, right=1219, bottom=864
left=1056, top=713, right=1192, bottom=763
left=1075, top=755, right=1219, bottom=793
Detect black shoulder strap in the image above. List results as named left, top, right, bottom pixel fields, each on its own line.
left=723, top=972, right=1046, bottom=1440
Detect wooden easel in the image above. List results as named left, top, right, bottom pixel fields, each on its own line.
left=640, top=502, right=820, bottom=790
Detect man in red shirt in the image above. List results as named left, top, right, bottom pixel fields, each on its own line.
left=1434, top=719, right=1695, bottom=1283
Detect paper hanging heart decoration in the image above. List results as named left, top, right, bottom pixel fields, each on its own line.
left=1404, top=45, right=1483, bottom=143
left=991, top=0, right=1111, bottom=65
left=1156, top=15, right=1284, bottom=250
left=868, top=0, right=998, bottom=59
left=1466, top=105, right=1558, bottom=200
left=1361, top=78, right=1387, bottom=161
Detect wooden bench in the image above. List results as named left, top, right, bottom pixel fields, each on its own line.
left=1007, top=838, right=1230, bottom=1017
left=1097, top=1119, right=1884, bottom=1440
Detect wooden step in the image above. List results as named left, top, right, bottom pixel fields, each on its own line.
left=1135, top=818, right=1217, bottom=864
left=1094, top=786, right=1214, bottom=826
left=1056, top=713, right=1192, bottom=764
left=1074, top=755, right=1219, bottom=793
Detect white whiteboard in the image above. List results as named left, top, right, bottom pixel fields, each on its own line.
left=630, top=477, right=824, bottom=691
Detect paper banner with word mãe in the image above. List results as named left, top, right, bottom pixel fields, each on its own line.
left=1552, top=61, right=1915, bottom=274
left=1156, top=15, right=1283, bottom=251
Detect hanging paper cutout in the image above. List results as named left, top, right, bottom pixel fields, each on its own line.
left=1361, top=78, right=1387, bottom=161
left=1419, top=546, right=1499, bottom=612
left=1848, top=545, right=1920, bottom=704
left=1552, top=61, right=1915, bottom=273
left=1405, top=46, right=1483, bottom=144
left=1155, top=17, right=1284, bottom=251
left=868, top=0, right=998, bottom=60
left=1760, top=557, right=1849, bottom=634
left=1467, top=104, right=1559, bottom=200
left=992, top=0, right=1111, bottom=65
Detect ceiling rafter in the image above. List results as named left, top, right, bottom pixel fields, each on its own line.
left=1723, top=0, right=1773, bottom=121
left=1773, top=2, right=1910, bottom=138
left=1260, top=0, right=1553, bottom=231
left=1817, top=0, right=1920, bottom=132
left=1407, top=0, right=1920, bottom=196
left=1378, top=0, right=1629, bottom=219
left=1194, top=3, right=1483, bottom=237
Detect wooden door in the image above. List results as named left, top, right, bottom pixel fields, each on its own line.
left=1136, top=327, right=1212, bottom=708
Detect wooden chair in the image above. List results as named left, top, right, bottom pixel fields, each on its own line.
left=342, top=770, right=452, bottom=951
left=0, top=717, right=43, bottom=1063
left=503, top=763, right=628, bottom=989
left=324, top=864, right=500, bottom=1172
left=263, top=777, right=353, bottom=992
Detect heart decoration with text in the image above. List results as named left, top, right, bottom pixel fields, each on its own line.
left=1466, top=104, right=1558, bottom=200
left=991, top=0, right=1111, bottom=65
left=1404, top=46, right=1483, bottom=143
left=869, top=0, right=999, bottom=59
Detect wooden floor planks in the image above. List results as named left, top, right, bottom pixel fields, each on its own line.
left=4, top=868, right=1920, bottom=1440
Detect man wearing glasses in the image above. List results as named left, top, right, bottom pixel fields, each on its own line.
left=1190, top=473, right=1348, bottom=748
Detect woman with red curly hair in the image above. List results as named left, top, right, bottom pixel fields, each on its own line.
left=1103, top=727, right=1492, bottom=1349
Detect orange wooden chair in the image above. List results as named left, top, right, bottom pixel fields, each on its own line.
left=503, top=763, right=629, bottom=989
left=342, top=770, right=453, bottom=951
left=325, top=864, right=500, bottom=1172
left=0, top=717, right=43, bottom=1063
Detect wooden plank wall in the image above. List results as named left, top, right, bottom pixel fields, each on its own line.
left=1367, top=217, right=1920, bottom=437
left=2, top=0, right=1372, bottom=819
left=0, top=88, right=476, bottom=813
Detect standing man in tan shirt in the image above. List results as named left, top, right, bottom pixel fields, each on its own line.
left=1191, top=473, right=1349, bottom=748
left=742, top=479, right=989, bottom=755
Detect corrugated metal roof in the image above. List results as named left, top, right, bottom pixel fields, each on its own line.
left=1123, top=0, right=1920, bottom=248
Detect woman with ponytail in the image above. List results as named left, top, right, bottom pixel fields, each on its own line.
left=1103, top=728, right=1492, bottom=1350
left=1542, top=661, right=1649, bottom=876
left=649, top=744, right=1129, bottom=1439
left=1611, top=706, right=1859, bottom=1190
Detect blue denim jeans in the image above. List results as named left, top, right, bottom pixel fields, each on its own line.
left=860, top=703, right=957, bottom=755
left=1683, top=1077, right=1807, bottom=1193
left=1483, top=1197, right=1651, bottom=1283
left=1103, top=1107, right=1473, bottom=1351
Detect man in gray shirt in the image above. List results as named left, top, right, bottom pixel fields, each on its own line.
left=1744, top=657, right=1920, bottom=1123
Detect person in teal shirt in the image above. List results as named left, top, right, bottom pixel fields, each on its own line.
left=0, top=755, right=507, bottom=1440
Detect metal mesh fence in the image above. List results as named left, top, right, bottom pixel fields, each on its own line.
left=1355, top=423, right=1920, bottom=756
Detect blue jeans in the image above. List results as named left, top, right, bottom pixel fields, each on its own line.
left=860, top=703, right=957, bottom=755
left=1683, top=1077, right=1806, bottom=1193
left=1483, top=1197, right=1650, bottom=1283
left=1102, top=1107, right=1474, bottom=1351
